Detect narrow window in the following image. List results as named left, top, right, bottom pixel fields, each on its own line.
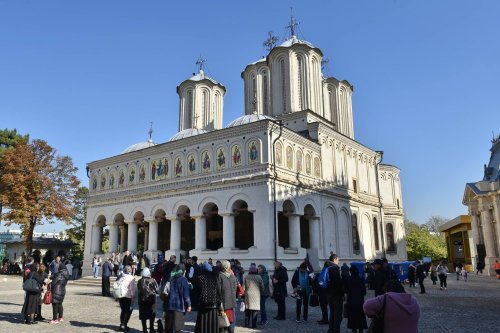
left=373, top=217, right=380, bottom=251
left=352, top=178, right=358, bottom=193
left=352, top=214, right=360, bottom=253
left=280, top=59, right=286, bottom=113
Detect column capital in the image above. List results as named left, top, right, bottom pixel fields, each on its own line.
left=143, top=216, right=155, bottom=223
left=124, top=220, right=140, bottom=225
left=219, top=212, right=236, bottom=217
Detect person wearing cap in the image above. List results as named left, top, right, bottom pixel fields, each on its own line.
left=138, top=267, right=159, bottom=333
left=244, top=263, right=264, bottom=328
left=291, top=262, right=313, bottom=323
left=118, top=265, right=137, bottom=332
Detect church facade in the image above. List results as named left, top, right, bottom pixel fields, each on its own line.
left=83, top=28, right=406, bottom=274
left=463, top=136, right=500, bottom=276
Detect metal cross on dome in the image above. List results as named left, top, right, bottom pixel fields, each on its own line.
left=192, top=113, right=200, bottom=129
left=286, top=9, right=300, bottom=37
left=263, top=31, right=279, bottom=51
left=148, top=122, right=153, bottom=143
left=196, top=56, right=206, bottom=72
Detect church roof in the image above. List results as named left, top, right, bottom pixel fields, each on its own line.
left=169, top=128, right=208, bottom=142
left=226, top=114, right=274, bottom=128
left=187, top=70, right=220, bottom=85
left=122, top=141, right=156, bottom=154
left=279, top=35, right=315, bottom=49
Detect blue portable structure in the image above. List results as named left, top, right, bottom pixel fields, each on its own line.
left=390, top=261, right=416, bottom=282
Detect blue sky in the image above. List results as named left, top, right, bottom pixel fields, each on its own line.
left=1, top=1, right=499, bottom=232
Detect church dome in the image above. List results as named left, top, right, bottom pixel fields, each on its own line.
left=226, top=114, right=274, bottom=128
left=278, top=35, right=315, bottom=49
left=169, top=128, right=208, bottom=142
left=122, top=141, right=156, bottom=154
left=187, top=69, right=221, bottom=85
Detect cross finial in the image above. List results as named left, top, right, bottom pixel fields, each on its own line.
left=196, top=56, right=206, bottom=72
left=321, top=58, right=330, bottom=71
left=148, top=122, right=153, bottom=143
left=263, top=31, right=279, bottom=51
left=286, top=8, right=300, bottom=38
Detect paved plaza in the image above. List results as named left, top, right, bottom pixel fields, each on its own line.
left=0, top=273, right=498, bottom=333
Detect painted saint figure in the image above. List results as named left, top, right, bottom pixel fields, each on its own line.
left=217, top=148, right=225, bottom=168
left=175, top=158, right=183, bottom=177
left=232, top=145, right=241, bottom=166
left=188, top=155, right=196, bottom=173
left=203, top=151, right=211, bottom=170
left=139, top=164, right=146, bottom=183
left=151, top=162, right=157, bottom=180
left=249, top=141, right=258, bottom=161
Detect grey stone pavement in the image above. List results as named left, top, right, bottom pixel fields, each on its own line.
left=0, top=273, right=499, bottom=333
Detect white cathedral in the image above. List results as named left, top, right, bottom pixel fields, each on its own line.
left=83, top=22, right=407, bottom=274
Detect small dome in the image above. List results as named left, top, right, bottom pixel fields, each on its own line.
left=226, top=114, right=274, bottom=128
left=279, top=35, right=315, bottom=49
left=122, top=141, right=156, bottom=154
left=187, top=69, right=220, bottom=85
left=169, top=128, right=208, bottom=142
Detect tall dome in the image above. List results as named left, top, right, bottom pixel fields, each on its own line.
left=169, top=128, right=208, bottom=142
left=226, top=114, right=274, bottom=128
left=176, top=58, right=226, bottom=132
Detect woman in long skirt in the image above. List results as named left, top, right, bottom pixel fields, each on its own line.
left=21, top=263, right=45, bottom=324
left=194, top=262, right=221, bottom=333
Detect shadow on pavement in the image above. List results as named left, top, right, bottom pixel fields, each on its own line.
left=0, top=312, right=25, bottom=324
left=0, top=301, right=23, bottom=306
left=70, top=320, right=122, bottom=332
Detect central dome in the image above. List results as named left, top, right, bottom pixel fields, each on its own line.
left=226, top=114, right=274, bottom=128
left=169, top=128, right=208, bottom=142
left=122, top=141, right=155, bottom=154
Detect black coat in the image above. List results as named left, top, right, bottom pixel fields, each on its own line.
left=345, top=275, right=367, bottom=329
left=272, top=265, right=288, bottom=300
left=408, top=265, right=416, bottom=282
left=416, top=264, right=426, bottom=279
left=51, top=267, right=69, bottom=304
left=373, top=268, right=390, bottom=296
left=327, top=263, right=344, bottom=297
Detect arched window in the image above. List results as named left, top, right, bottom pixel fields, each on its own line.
left=352, top=213, right=360, bottom=253
left=186, top=90, right=193, bottom=127
left=373, top=217, right=380, bottom=251
left=297, top=56, right=303, bottom=109
left=280, top=59, right=287, bottom=113
left=386, top=223, right=396, bottom=253
left=263, top=74, right=269, bottom=115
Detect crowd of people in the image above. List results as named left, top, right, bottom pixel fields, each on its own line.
left=103, top=252, right=421, bottom=333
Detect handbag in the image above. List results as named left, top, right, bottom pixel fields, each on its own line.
left=159, top=281, right=170, bottom=301
left=43, top=284, right=53, bottom=304
left=367, top=294, right=387, bottom=333
left=239, top=301, right=246, bottom=312
left=309, top=292, right=319, bottom=307
left=236, top=283, right=245, bottom=298
left=23, top=275, right=40, bottom=293
left=218, top=306, right=230, bottom=328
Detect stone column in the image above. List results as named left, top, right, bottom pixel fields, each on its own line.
left=288, top=214, right=301, bottom=249
left=144, top=224, right=149, bottom=252
left=470, top=212, right=481, bottom=246
left=108, top=224, right=119, bottom=253
left=119, top=226, right=127, bottom=252
left=222, top=214, right=235, bottom=249
left=195, top=216, right=206, bottom=250
left=170, top=218, right=181, bottom=250
left=127, top=222, right=138, bottom=252
left=493, top=197, right=500, bottom=257
left=309, top=217, right=320, bottom=249
left=92, top=225, right=102, bottom=253
left=148, top=221, right=158, bottom=251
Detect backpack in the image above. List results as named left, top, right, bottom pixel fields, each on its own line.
left=113, top=277, right=127, bottom=298
left=318, top=266, right=331, bottom=289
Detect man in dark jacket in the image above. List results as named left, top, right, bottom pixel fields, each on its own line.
left=102, top=258, right=113, bottom=297
left=162, top=255, right=176, bottom=283
left=416, top=260, right=426, bottom=294
left=122, top=251, right=133, bottom=267
left=327, top=254, right=343, bottom=333
left=272, top=261, right=288, bottom=320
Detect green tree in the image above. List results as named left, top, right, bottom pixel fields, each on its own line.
left=66, top=187, right=88, bottom=259
left=0, top=129, right=29, bottom=222
left=0, top=139, right=80, bottom=253
left=405, top=219, right=447, bottom=260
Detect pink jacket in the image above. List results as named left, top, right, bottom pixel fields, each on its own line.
left=363, top=292, right=420, bottom=333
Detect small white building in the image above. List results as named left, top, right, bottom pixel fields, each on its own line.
left=83, top=22, right=406, bottom=275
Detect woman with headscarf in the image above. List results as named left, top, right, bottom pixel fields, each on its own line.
left=21, top=262, right=46, bottom=324
left=118, top=265, right=137, bottom=332
left=164, top=264, right=191, bottom=333
left=218, top=260, right=238, bottom=333
left=345, top=266, right=367, bottom=333
left=194, top=262, right=221, bottom=333
left=50, top=262, right=70, bottom=324
left=291, top=262, right=312, bottom=323
left=243, top=263, right=264, bottom=328
left=138, top=267, right=159, bottom=333
left=257, top=264, right=270, bottom=325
